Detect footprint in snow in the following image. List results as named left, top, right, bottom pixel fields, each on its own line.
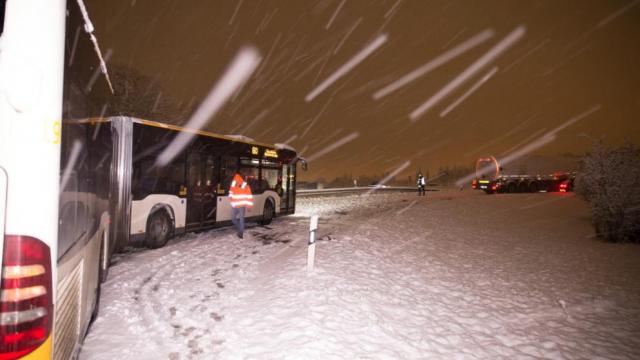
left=210, top=312, right=224, bottom=322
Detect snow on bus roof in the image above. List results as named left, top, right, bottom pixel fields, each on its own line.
left=275, top=143, right=297, bottom=152
left=73, top=117, right=282, bottom=149
left=225, top=134, right=256, bottom=143
left=129, top=118, right=273, bottom=147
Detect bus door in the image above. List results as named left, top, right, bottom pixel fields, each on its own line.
left=186, top=152, right=218, bottom=229
left=289, top=164, right=296, bottom=210
left=186, top=153, right=203, bottom=230
left=217, top=156, right=238, bottom=222
left=201, top=155, right=218, bottom=227
left=279, top=164, right=296, bottom=213
left=280, top=165, right=290, bottom=212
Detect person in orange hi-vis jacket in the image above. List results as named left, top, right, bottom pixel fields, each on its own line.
left=229, top=173, right=253, bottom=238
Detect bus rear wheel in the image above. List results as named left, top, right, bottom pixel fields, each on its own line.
left=259, top=200, right=275, bottom=225
left=146, top=211, right=172, bottom=249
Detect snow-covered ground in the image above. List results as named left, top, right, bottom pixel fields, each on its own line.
left=80, top=190, right=640, bottom=359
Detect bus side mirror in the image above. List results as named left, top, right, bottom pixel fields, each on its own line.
left=299, top=159, right=308, bottom=171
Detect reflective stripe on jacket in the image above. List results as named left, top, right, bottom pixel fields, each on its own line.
left=229, top=174, right=253, bottom=208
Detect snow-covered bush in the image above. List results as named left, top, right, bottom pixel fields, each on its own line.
left=575, top=142, right=640, bottom=243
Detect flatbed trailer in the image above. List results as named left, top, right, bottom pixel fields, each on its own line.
left=470, top=156, right=575, bottom=194
left=473, top=173, right=574, bottom=194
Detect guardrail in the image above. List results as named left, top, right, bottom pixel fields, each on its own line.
left=296, top=186, right=421, bottom=197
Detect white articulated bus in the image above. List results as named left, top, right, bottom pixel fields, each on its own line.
left=57, top=117, right=303, bottom=250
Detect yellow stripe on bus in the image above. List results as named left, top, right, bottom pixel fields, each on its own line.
left=64, top=117, right=279, bottom=151
left=22, top=334, right=52, bottom=359
left=133, top=118, right=275, bottom=148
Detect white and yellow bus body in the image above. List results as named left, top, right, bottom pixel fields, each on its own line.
left=0, top=0, right=109, bottom=358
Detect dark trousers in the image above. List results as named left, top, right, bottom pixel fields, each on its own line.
left=418, top=185, right=426, bottom=196
left=231, top=206, right=246, bottom=235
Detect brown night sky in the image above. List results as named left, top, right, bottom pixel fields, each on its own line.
left=88, top=0, right=640, bottom=181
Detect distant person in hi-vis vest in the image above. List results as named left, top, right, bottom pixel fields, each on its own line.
left=229, top=173, right=253, bottom=238
left=417, top=173, right=426, bottom=196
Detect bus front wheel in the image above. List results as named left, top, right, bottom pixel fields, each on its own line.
left=146, top=210, right=172, bottom=249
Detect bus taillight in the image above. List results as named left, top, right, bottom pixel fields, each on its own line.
left=0, top=235, right=53, bottom=359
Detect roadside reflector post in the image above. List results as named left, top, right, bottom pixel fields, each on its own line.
left=307, top=215, right=318, bottom=273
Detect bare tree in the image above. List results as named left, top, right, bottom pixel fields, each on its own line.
left=103, top=64, right=194, bottom=123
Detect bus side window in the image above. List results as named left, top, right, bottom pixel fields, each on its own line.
left=132, top=156, right=185, bottom=199
left=221, top=157, right=238, bottom=194
left=262, top=167, right=279, bottom=191
left=89, top=123, right=112, bottom=200
left=167, top=159, right=185, bottom=194
left=58, top=123, right=90, bottom=259
left=240, top=168, right=259, bottom=191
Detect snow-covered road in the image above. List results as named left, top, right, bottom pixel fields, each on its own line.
left=80, top=190, right=640, bottom=359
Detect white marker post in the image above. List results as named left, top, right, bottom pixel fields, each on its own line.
left=307, top=215, right=318, bottom=273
